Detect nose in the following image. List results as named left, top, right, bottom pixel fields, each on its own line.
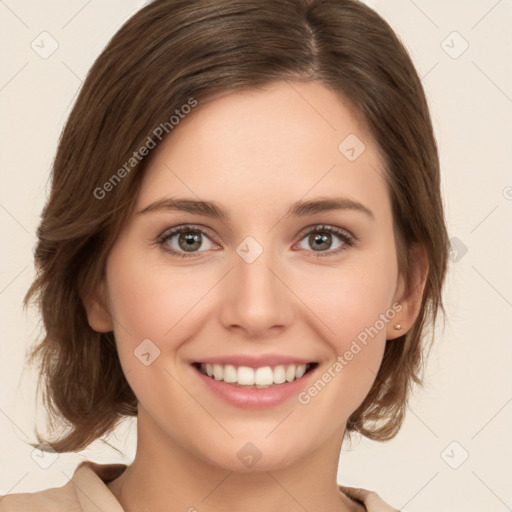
left=219, top=244, right=295, bottom=339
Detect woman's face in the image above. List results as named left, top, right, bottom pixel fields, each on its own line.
left=91, top=80, right=409, bottom=471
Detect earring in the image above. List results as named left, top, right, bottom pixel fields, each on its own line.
left=394, top=323, right=403, bottom=330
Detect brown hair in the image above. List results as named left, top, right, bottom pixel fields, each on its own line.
left=25, top=0, right=449, bottom=452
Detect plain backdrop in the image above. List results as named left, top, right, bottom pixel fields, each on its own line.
left=0, top=1, right=511, bottom=511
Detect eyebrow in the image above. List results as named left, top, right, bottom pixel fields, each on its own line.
left=137, top=196, right=375, bottom=220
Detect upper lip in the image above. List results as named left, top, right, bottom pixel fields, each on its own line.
left=193, top=355, right=317, bottom=368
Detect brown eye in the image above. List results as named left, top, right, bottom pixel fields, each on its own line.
left=296, top=225, right=355, bottom=256
left=308, top=232, right=333, bottom=251
left=158, top=225, right=217, bottom=257
left=177, top=231, right=203, bottom=252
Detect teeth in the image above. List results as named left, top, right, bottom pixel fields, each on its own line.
left=296, top=364, right=306, bottom=379
left=273, top=365, right=286, bottom=384
left=213, top=364, right=223, bottom=380
left=237, top=366, right=255, bottom=385
left=285, top=365, right=296, bottom=382
left=199, top=363, right=311, bottom=387
left=223, top=364, right=237, bottom=383
left=255, top=366, right=273, bottom=386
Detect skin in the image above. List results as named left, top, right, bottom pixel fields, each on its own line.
left=85, top=80, right=425, bottom=512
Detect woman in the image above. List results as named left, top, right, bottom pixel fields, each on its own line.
left=0, top=0, right=449, bottom=510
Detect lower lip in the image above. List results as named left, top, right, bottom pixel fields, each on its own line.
left=193, top=365, right=317, bottom=408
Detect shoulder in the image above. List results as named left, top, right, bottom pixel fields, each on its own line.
left=339, top=485, right=400, bottom=512
left=0, top=460, right=127, bottom=512
left=0, top=481, right=80, bottom=512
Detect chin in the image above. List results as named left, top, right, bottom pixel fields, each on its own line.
left=195, top=436, right=306, bottom=473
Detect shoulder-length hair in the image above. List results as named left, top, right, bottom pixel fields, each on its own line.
left=25, top=0, right=449, bottom=452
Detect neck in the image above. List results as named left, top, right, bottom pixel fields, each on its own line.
left=108, top=407, right=363, bottom=512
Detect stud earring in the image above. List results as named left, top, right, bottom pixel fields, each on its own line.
left=394, top=323, right=403, bottom=330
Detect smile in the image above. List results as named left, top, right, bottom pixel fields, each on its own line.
left=195, top=362, right=317, bottom=388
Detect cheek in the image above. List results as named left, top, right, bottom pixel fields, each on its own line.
left=105, top=248, right=212, bottom=345
left=105, top=231, right=398, bottom=406
left=103, top=250, right=211, bottom=412
left=295, top=257, right=397, bottom=348
left=107, top=243, right=398, bottom=355
left=291, top=254, right=397, bottom=408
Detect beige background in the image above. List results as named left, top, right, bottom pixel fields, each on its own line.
left=1, top=0, right=511, bottom=510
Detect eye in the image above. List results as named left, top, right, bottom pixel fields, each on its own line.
left=156, top=223, right=356, bottom=259
left=294, top=224, right=355, bottom=257
left=157, top=225, right=218, bottom=257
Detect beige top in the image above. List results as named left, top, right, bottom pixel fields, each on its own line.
left=0, top=461, right=396, bottom=511
left=0, top=461, right=126, bottom=512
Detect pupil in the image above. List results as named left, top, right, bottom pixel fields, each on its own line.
left=311, top=232, right=331, bottom=250
left=179, top=232, right=201, bottom=251
left=176, top=231, right=332, bottom=253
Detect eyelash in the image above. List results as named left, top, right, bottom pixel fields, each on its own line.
left=156, top=224, right=356, bottom=259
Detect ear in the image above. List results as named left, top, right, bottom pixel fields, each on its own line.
left=386, top=243, right=429, bottom=340
left=81, top=280, right=114, bottom=333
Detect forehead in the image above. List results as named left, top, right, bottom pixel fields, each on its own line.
left=136, top=80, right=390, bottom=222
